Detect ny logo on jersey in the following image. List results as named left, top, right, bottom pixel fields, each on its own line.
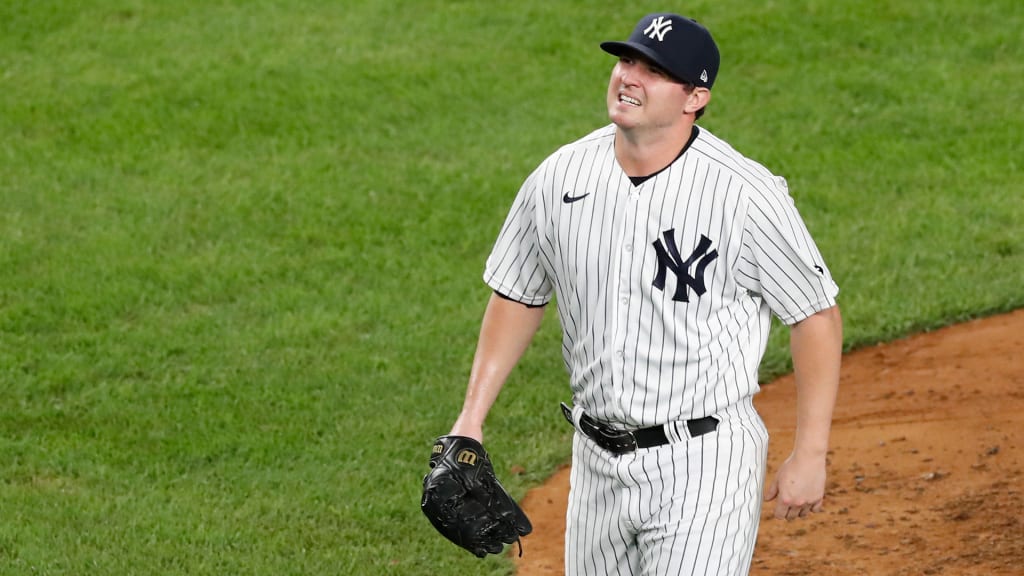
left=652, top=230, right=718, bottom=302
left=643, top=16, right=673, bottom=41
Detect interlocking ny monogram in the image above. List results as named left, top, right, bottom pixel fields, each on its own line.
left=652, top=230, right=718, bottom=302
left=643, top=16, right=674, bottom=41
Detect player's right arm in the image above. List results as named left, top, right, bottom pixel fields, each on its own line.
left=449, top=292, right=546, bottom=443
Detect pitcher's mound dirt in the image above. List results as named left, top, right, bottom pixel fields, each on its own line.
left=513, top=309, right=1024, bottom=575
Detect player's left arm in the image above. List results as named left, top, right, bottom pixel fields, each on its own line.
left=765, top=304, right=843, bottom=520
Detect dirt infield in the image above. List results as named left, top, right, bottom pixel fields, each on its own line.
left=513, top=309, right=1024, bottom=575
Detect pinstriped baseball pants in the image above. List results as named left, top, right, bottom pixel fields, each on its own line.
left=565, top=399, right=769, bottom=576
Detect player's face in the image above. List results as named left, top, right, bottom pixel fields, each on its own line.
left=606, top=54, right=691, bottom=131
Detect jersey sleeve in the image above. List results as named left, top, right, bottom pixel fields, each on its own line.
left=483, top=166, right=553, bottom=306
left=735, top=176, right=839, bottom=325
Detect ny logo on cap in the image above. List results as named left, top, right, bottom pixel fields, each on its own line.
left=643, top=16, right=673, bottom=41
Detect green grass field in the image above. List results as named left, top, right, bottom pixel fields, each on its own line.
left=1, top=1, right=1021, bottom=574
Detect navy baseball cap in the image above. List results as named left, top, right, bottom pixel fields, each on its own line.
left=601, top=14, right=720, bottom=89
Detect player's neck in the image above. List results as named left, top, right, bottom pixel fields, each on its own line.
left=614, top=121, right=696, bottom=178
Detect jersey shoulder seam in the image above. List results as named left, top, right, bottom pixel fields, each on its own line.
left=688, top=128, right=784, bottom=196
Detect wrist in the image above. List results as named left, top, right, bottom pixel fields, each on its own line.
left=792, top=444, right=829, bottom=461
left=793, top=424, right=831, bottom=461
left=449, top=414, right=484, bottom=443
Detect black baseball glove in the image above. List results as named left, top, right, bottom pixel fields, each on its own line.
left=421, top=435, right=533, bottom=558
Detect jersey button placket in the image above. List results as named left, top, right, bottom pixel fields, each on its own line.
left=610, top=191, right=638, bottom=422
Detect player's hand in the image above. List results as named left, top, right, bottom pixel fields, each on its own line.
left=764, top=451, right=826, bottom=520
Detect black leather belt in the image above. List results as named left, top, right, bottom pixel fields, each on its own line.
left=561, top=402, right=718, bottom=455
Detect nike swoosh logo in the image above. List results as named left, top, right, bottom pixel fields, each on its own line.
left=562, top=191, right=590, bottom=204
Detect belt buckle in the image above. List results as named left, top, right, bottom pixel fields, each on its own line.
left=565, top=405, right=640, bottom=455
left=593, top=421, right=637, bottom=454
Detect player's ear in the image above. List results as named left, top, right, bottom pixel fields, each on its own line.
left=684, top=87, right=711, bottom=115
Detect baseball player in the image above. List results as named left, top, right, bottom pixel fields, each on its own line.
left=447, top=13, right=842, bottom=575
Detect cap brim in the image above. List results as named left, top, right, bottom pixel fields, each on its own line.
left=600, top=41, right=694, bottom=85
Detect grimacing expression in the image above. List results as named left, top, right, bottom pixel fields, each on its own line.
left=606, top=54, right=692, bottom=131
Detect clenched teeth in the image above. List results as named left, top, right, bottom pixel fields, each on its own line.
left=620, top=95, right=641, bottom=107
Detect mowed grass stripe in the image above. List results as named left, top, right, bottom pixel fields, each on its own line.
left=0, top=1, right=1021, bottom=574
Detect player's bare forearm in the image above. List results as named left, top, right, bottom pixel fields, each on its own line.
left=789, top=305, right=843, bottom=458
left=450, top=293, right=546, bottom=442
left=765, top=305, right=842, bottom=519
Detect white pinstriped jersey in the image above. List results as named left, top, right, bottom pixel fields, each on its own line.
left=485, top=124, right=838, bottom=428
